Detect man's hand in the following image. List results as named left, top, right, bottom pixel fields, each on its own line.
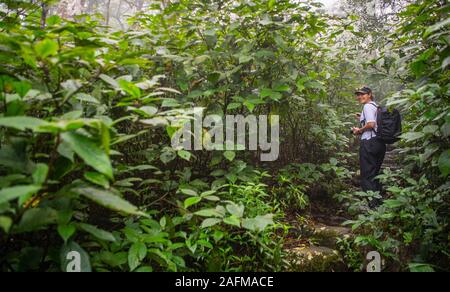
left=352, top=127, right=362, bottom=135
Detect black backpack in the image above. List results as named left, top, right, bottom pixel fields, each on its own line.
left=369, top=103, right=402, bottom=144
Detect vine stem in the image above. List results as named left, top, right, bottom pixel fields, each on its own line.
left=40, top=1, right=48, bottom=29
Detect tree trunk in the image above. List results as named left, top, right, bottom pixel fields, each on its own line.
left=105, top=0, right=111, bottom=25
left=41, top=1, right=48, bottom=28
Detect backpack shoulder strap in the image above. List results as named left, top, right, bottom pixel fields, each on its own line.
left=366, top=102, right=379, bottom=136
left=368, top=101, right=379, bottom=109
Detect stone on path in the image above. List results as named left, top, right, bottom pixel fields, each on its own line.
left=287, top=244, right=344, bottom=272
left=312, top=223, right=352, bottom=247
left=286, top=222, right=352, bottom=272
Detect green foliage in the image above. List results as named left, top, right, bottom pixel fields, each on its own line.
left=334, top=0, right=450, bottom=272
left=341, top=170, right=448, bottom=270
left=275, top=160, right=352, bottom=211
left=1, top=1, right=308, bottom=271
left=0, top=0, right=448, bottom=272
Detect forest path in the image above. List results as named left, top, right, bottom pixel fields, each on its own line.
left=284, top=145, right=401, bottom=271
left=285, top=219, right=352, bottom=272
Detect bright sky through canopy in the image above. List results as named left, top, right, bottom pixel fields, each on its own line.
left=319, top=0, right=338, bottom=7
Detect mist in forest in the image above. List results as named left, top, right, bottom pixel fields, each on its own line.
left=47, top=0, right=414, bottom=30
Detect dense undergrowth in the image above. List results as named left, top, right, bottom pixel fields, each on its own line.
left=0, top=0, right=448, bottom=272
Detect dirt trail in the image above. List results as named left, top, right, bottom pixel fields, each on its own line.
left=284, top=146, right=400, bottom=271
left=283, top=198, right=353, bottom=272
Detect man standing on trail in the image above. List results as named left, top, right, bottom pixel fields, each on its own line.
left=352, top=86, right=386, bottom=207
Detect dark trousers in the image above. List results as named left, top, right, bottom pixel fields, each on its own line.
left=359, top=138, right=386, bottom=192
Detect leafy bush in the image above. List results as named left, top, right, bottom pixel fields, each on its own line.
left=335, top=0, right=449, bottom=272
left=274, top=160, right=352, bottom=211
left=1, top=1, right=309, bottom=271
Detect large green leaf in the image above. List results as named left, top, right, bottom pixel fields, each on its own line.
left=118, top=79, right=141, bottom=99
left=242, top=214, right=274, bottom=231
left=128, top=242, right=147, bottom=271
left=0, top=185, right=41, bottom=205
left=0, top=216, right=12, bottom=233
left=61, top=132, right=113, bottom=179
left=226, top=202, right=244, bottom=218
left=73, top=187, right=147, bottom=217
left=223, top=151, right=236, bottom=162
left=195, top=208, right=224, bottom=218
left=15, top=207, right=58, bottom=233
left=160, top=148, right=176, bottom=164
left=75, top=93, right=100, bottom=104
left=260, top=88, right=282, bottom=101
left=98, top=251, right=128, bottom=268
left=84, top=172, right=110, bottom=189
left=401, top=131, right=425, bottom=143
left=177, top=150, right=191, bottom=161
left=32, top=163, right=48, bottom=185
left=184, top=197, right=201, bottom=209
left=78, top=223, right=116, bottom=242
left=223, top=215, right=241, bottom=227
left=238, top=55, right=252, bottom=64
left=180, top=188, right=198, bottom=196
left=58, top=224, right=76, bottom=243
left=99, top=74, right=119, bottom=88
left=35, top=39, right=59, bottom=58
left=0, top=116, right=49, bottom=132
left=200, top=218, right=221, bottom=228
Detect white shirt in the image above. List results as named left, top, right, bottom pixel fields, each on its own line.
left=360, top=102, right=378, bottom=140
